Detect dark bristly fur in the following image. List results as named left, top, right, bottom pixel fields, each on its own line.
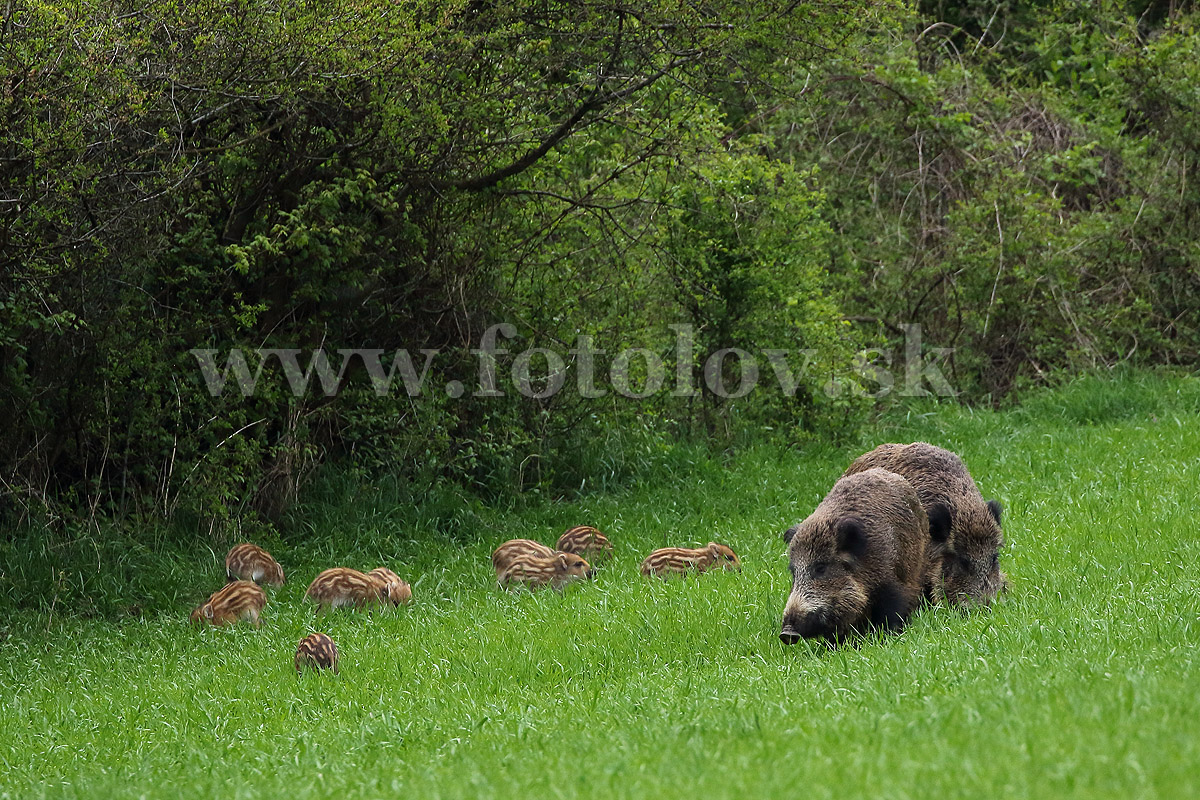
left=639, top=543, right=741, bottom=578
left=843, top=442, right=1006, bottom=605
left=555, top=526, right=614, bottom=562
left=190, top=581, right=267, bottom=627
left=225, top=543, right=285, bottom=586
left=780, top=468, right=932, bottom=644
left=295, top=633, right=340, bottom=674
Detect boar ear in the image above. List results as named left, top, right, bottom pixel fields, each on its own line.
left=782, top=525, right=801, bottom=546
left=835, top=519, right=867, bottom=559
left=203, top=605, right=214, bottom=619
left=987, top=499, right=1002, bottom=526
left=928, top=504, right=952, bottom=543
left=557, top=553, right=570, bottom=568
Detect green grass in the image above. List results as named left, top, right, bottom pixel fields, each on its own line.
left=2, top=371, right=1199, bottom=799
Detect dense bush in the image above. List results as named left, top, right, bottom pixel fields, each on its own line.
left=3, top=1, right=1199, bottom=534
left=777, top=0, right=1200, bottom=399
left=0, top=0, right=876, bottom=528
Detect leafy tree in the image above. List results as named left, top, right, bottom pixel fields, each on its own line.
left=0, top=0, right=880, bottom=525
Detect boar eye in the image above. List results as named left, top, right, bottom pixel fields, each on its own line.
left=811, top=563, right=829, bottom=578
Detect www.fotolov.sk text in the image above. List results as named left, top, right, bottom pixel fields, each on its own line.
left=191, top=323, right=956, bottom=401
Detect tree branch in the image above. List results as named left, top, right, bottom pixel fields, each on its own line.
left=440, top=52, right=702, bottom=192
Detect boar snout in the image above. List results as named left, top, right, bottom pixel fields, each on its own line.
left=797, top=612, right=833, bottom=640
left=781, top=603, right=832, bottom=643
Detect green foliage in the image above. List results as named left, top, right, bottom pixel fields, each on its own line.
left=0, top=0, right=876, bottom=526
left=4, top=0, right=1200, bottom=530
left=778, top=1, right=1200, bottom=399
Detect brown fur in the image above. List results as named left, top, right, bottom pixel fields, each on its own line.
left=491, top=539, right=557, bottom=574
left=843, top=442, right=1005, bottom=605
left=304, top=568, right=386, bottom=613
left=555, top=526, right=614, bottom=562
left=295, top=632, right=340, bottom=674
left=225, top=543, right=285, bottom=586
left=640, top=543, right=741, bottom=578
left=367, top=567, right=413, bottom=606
left=496, top=551, right=592, bottom=590
left=780, top=468, right=931, bottom=643
left=190, top=581, right=267, bottom=627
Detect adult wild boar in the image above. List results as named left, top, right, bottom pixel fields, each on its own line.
left=843, top=442, right=1005, bottom=605
left=780, top=468, right=940, bottom=644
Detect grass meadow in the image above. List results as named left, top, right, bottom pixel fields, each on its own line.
left=1, top=372, right=1198, bottom=799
